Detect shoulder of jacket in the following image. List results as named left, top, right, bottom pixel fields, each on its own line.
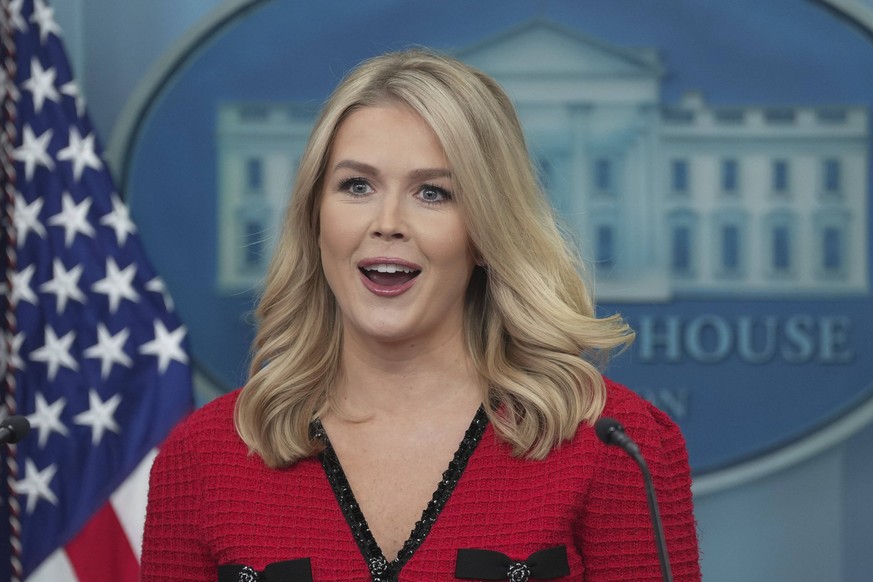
left=159, top=388, right=242, bottom=451
left=601, top=377, right=685, bottom=446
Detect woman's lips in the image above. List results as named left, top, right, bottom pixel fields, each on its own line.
left=357, top=259, right=422, bottom=297
left=361, top=271, right=416, bottom=297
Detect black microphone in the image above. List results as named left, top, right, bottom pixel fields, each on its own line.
left=594, top=417, right=673, bottom=582
left=0, top=415, right=31, bottom=445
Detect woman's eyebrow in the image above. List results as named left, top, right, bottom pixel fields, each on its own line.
left=332, top=159, right=380, bottom=176
left=331, top=160, right=451, bottom=183
left=408, top=168, right=452, bottom=182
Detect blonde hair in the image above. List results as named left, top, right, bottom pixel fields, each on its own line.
left=235, top=49, right=634, bottom=468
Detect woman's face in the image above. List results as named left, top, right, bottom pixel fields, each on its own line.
left=318, top=104, right=476, bottom=349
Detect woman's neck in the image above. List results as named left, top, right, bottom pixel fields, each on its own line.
left=329, top=328, right=483, bottom=419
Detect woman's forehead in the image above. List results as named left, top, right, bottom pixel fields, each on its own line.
left=325, top=104, right=450, bottom=173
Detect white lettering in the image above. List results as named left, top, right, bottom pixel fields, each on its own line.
left=685, top=315, right=732, bottom=364
left=638, top=316, right=682, bottom=362
left=633, top=314, right=854, bottom=365
left=737, top=316, right=777, bottom=364
left=638, top=388, right=691, bottom=420
left=819, top=316, right=854, bottom=363
left=782, top=315, right=815, bottom=363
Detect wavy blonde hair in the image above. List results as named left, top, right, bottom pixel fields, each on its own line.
left=235, top=49, right=634, bottom=468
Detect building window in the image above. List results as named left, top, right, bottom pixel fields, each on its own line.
left=239, top=105, right=269, bottom=121
left=823, top=158, right=841, bottom=196
left=764, top=212, right=796, bottom=278
left=764, top=108, right=796, bottom=124
left=822, top=227, right=843, bottom=272
left=720, top=225, right=741, bottom=274
left=721, top=159, right=739, bottom=194
left=772, top=225, right=791, bottom=272
left=246, top=157, right=264, bottom=192
left=814, top=210, right=850, bottom=279
left=817, top=109, right=848, bottom=124
left=596, top=225, right=615, bottom=269
left=594, top=158, right=612, bottom=193
left=714, top=109, right=744, bottom=124
left=772, top=160, right=789, bottom=195
left=241, top=220, right=266, bottom=272
left=671, top=225, right=692, bottom=275
left=662, top=108, right=695, bottom=124
left=244, top=221, right=263, bottom=268
left=671, top=159, right=689, bottom=194
left=668, top=210, right=698, bottom=278
left=721, top=226, right=739, bottom=270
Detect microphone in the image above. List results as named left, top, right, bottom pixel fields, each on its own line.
left=594, top=417, right=673, bottom=582
left=0, top=415, right=31, bottom=445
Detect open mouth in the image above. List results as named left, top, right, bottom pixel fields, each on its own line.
left=359, top=263, right=421, bottom=287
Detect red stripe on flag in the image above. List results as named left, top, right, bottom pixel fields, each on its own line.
left=65, top=502, right=139, bottom=582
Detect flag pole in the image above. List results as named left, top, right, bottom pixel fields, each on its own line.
left=1, top=0, right=24, bottom=579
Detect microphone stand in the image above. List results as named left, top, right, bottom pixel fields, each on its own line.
left=626, top=443, right=673, bottom=582
left=595, top=417, right=673, bottom=582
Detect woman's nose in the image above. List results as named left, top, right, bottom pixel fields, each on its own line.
left=371, top=192, right=407, bottom=240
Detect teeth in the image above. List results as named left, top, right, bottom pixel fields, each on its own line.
left=364, top=263, right=415, bottom=274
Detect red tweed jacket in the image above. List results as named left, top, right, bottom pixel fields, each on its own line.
left=141, top=378, right=700, bottom=581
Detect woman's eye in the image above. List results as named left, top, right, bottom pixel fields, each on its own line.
left=339, top=178, right=372, bottom=196
left=419, top=185, right=451, bottom=203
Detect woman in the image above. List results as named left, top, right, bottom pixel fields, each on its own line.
left=142, top=49, right=700, bottom=581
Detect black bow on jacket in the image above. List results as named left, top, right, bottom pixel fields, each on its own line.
left=455, top=546, right=570, bottom=581
left=217, top=558, right=313, bottom=582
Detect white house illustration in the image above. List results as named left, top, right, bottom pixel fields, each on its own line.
left=216, top=20, right=870, bottom=300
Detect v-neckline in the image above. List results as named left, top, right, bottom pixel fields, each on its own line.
left=314, top=407, right=488, bottom=582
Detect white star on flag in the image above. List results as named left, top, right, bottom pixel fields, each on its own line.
left=99, top=194, right=137, bottom=246
left=83, top=324, right=133, bottom=379
left=27, top=393, right=69, bottom=448
left=39, top=258, right=86, bottom=314
left=10, top=264, right=38, bottom=306
left=73, top=390, right=122, bottom=445
left=30, top=326, right=78, bottom=381
left=60, top=79, right=86, bottom=117
left=91, top=257, right=140, bottom=313
left=14, top=193, right=46, bottom=244
left=21, top=57, right=59, bottom=113
left=12, top=125, right=54, bottom=181
left=47, top=191, right=96, bottom=246
left=146, top=276, right=174, bottom=311
left=16, top=459, right=59, bottom=514
left=139, top=320, right=189, bottom=373
left=30, top=0, right=62, bottom=44
left=4, top=0, right=195, bottom=575
left=56, top=127, right=103, bottom=181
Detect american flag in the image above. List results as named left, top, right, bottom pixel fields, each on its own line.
left=0, top=0, right=193, bottom=580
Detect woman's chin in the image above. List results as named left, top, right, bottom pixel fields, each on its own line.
left=346, top=319, right=415, bottom=345
left=345, top=317, right=457, bottom=350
